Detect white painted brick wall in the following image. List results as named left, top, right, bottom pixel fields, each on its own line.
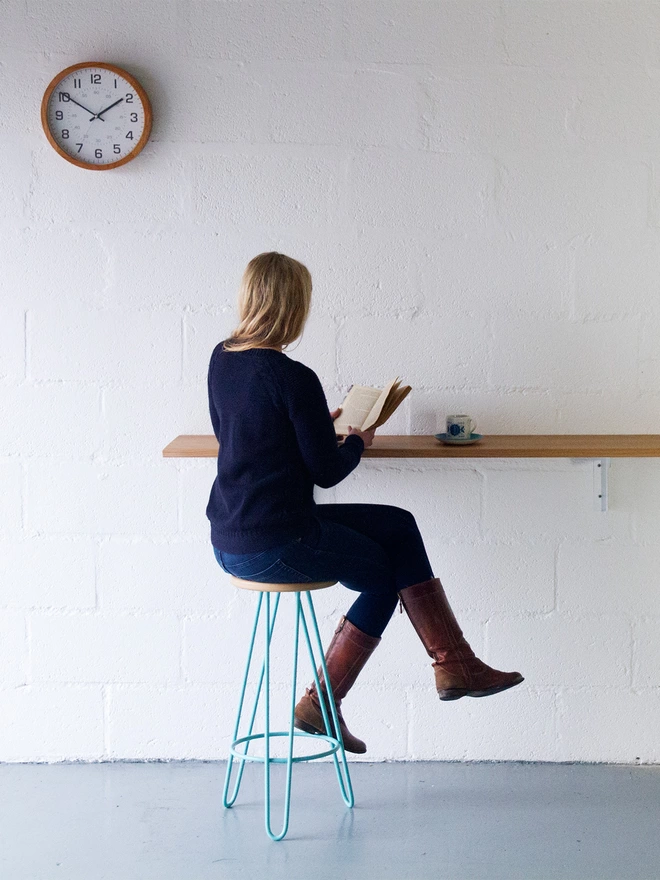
left=29, top=307, right=182, bottom=384
left=1, top=538, right=96, bottom=609
left=27, top=463, right=179, bottom=535
left=0, top=686, right=104, bottom=762
left=30, top=612, right=182, bottom=684
left=0, top=308, right=25, bottom=379
left=1, top=0, right=659, bottom=763
left=0, top=463, right=24, bottom=533
left=0, top=612, right=28, bottom=686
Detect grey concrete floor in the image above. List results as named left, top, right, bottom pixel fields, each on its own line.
left=0, top=761, right=658, bottom=880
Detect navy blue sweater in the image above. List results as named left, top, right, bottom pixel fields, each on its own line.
left=206, top=343, right=365, bottom=553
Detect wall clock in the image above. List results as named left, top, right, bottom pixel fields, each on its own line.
left=41, top=62, right=152, bottom=170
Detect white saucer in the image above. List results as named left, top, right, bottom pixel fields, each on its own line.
left=434, top=432, right=483, bottom=445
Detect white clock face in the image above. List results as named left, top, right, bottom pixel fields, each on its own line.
left=45, top=66, right=147, bottom=167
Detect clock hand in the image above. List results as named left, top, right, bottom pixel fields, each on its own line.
left=60, top=93, right=103, bottom=120
left=96, top=97, right=124, bottom=120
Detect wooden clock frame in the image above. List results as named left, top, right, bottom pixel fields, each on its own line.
left=40, top=61, right=153, bottom=171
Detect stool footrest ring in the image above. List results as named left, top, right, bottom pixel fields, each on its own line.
left=230, top=730, right=341, bottom=763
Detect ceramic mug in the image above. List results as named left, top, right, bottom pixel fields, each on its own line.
left=446, top=414, right=476, bottom=440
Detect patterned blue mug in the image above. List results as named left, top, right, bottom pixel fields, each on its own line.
left=446, top=414, right=476, bottom=439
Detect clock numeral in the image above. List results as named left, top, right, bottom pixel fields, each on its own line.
left=95, top=148, right=103, bottom=159
left=55, top=111, right=63, bottom=120
left=61, top=129, right=70, bottom=139
left=91, top=74, right=101, bottom=85
left=125, top=93, right=134, bottom=103
left=58, top=92, right=70, bottom=102
left=113, top=144, right=121, bottom=154
left=125, top=131, right=134, bottom=140
left=76, top=143, right=83, bottom=153
left=73, top=78, right=81, bottom=88
left=114, top=79, right=118, bottom=88
left=130, top=113, right=138, bottom=122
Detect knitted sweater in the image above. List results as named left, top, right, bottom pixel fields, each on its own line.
left=206, top=343, right=364, bottom=552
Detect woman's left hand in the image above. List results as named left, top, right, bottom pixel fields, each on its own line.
left=330, top=407, right=342, bottom=421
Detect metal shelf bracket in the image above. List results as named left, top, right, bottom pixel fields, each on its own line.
left=593, top=458, right=610, bottom=512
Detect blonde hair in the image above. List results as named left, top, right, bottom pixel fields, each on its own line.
left=223, top=252, right=312, bottom=352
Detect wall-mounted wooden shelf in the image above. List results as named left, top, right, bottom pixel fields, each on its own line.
left=163, top=434, right=660, bottom=460
left=163, top=433, right=660, bottom=513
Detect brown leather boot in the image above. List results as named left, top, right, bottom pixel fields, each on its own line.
left=294, top=616, right=380, bottom=754
left=399, top=577, right=524, bottom=700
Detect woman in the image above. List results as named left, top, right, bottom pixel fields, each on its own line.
left=207, top=252, right=523, bottom=754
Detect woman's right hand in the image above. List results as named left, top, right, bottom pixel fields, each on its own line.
left=348, top=425, right=376, bottom=448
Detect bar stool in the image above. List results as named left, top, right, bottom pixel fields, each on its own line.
left=222, top=576, right=354, bottom=841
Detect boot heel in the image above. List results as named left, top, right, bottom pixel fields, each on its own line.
left=437, top=688, right=468, bottom=701
left=294, top=717, right=322, bottom=736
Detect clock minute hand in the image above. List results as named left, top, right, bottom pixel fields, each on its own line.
left=62, top=93, right=102, bottom=120
left=96, top=97, right=124, bottom=120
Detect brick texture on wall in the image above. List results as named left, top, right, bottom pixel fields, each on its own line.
left=1, top=0, right=660, bottom=763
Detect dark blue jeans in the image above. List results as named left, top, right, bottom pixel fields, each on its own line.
left=213, top=503, right=434, bottom=638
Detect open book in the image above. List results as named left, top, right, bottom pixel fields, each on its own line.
left=334, top=377, right=411, bottom=436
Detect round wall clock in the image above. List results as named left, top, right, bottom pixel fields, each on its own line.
left=41, top=62, right=152, bottom=170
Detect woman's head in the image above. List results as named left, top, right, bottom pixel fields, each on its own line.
left=223, top=252, right=312, bottom=352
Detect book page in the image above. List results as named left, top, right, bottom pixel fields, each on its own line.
left=372, top=384, right=411, bottom=428
left=362, top=377, right=400, bottom=430
left=333, top=385, right=381, bottom=434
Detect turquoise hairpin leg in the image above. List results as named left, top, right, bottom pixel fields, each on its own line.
left=263, top=590, right=301, bottom=841
left=223, top=591, right=281, bottom=809
left=224, top=588, right=352, bottom=841
left=299, top=592, right=354, bottom=808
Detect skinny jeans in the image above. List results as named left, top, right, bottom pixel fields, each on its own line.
left=214, top=503, right=434, bottom=638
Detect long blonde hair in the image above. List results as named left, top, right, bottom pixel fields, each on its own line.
left=223, top=252, right=312, bottom=352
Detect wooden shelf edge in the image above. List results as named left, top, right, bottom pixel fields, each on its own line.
left=163, top=434, right=660, bottom=459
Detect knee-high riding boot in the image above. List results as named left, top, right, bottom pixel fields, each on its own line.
left=294, top=616, right=380, bottom=754
left=399, top=578, right=524, bottom=700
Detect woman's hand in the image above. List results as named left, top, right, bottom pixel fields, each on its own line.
left=348, top=425, right=376, bottom=448
left=331, top=406, right=376, bottom=448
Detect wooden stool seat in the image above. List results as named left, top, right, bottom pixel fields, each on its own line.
left=229, top=576, right=337, bottom=593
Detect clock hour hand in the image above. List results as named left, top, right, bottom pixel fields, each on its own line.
left=60, top=93, right=102, bottom=120
left=96, top=97, right=124, bottom=120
